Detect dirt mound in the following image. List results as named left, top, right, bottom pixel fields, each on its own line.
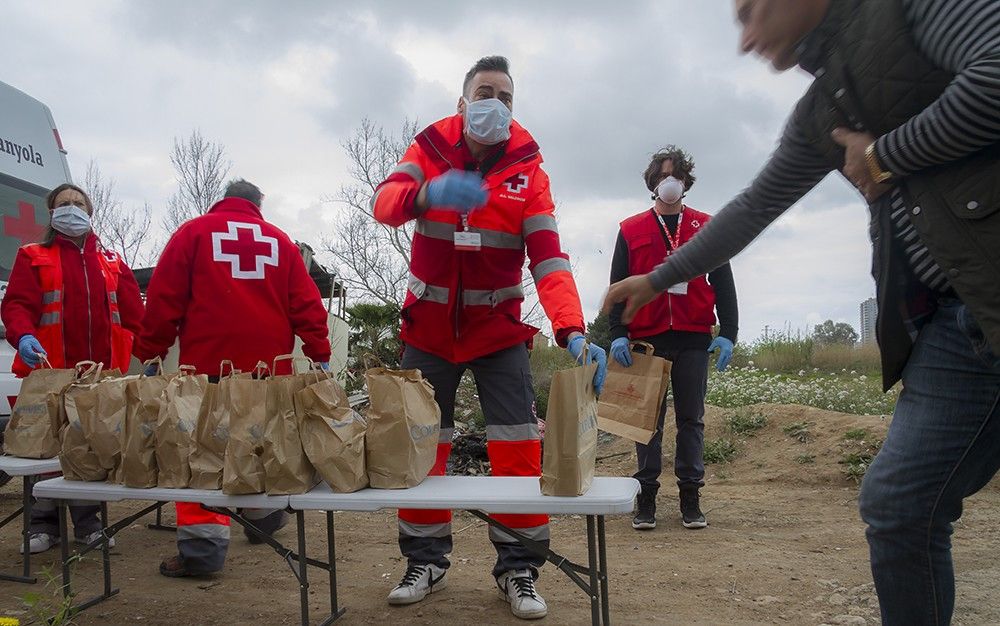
left=597, top=403, right=890, bottom=487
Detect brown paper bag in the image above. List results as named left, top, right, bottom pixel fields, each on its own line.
left=155, top=367, right=209, bottom=488
left=121, top=359, right=173, bottom=488
left=597, top=342, right=671, bottom=444
left=3, top=358, right=76, bottom=459
left=223, top=362, right=269, bottom=495
left=60, top=362, right=115, bottom=481
left=364, top=367, right=440, bottom=489
left=262, top=356, right=320, bottom=495
left=187, top=362, right=240, bottom=490
left=298, top=374, right=368, bottom=493
left=88, top=373, right=137, bottom=483
left=540, top=359, right=599, bottom=496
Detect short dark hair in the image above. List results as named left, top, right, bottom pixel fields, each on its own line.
left=42, top=183, right=93, bottom=246
left=643, top=146, right=697, bottom=193
left=224, top=178, right=263, bottom=207
left=463, top=55, right=513, bottom=97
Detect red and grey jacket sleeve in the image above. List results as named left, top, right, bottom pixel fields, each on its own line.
left=1, top=248, right=43, bottom=347
left=372, top=142, right=431, bottom=227
left=133, top=230, right=193, bottom=362
left=116, top=260, right=145, bottom=337
left=286, top=246, right=331, bottom=363
left=522, top=169, right=585, bottom=347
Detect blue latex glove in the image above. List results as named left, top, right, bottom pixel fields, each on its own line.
left=708, top=336, right=734, bottom=372
left=610, top=337, right=633, bottom=368
left=319, top=362, right=330, bottom=371
left=425, top=170, right=488, bottom=213
left=17, top=335, right=46, bottom=368
left=143, top=363, right=160, bottom=377
left=567, top=336, right=608, bottom=396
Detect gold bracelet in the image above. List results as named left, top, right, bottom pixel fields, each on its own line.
left=865, top=143, right=893, bottom=184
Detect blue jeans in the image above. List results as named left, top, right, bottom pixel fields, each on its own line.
left=859, top=301, right=1000, bottom=625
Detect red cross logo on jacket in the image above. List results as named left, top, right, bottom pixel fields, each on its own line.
left=211, top=221, right=279, bottom=279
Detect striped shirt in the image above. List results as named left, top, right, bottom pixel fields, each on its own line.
left=649, top=0, right=1000, bottom=296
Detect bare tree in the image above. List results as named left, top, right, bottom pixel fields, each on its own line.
left=323, top=118, right=419, bottom=309
left=324, top=117, right=544, bottom=326
left=83, top=159, right=156, bottom=267
left=162, top=130, right=230, bottom=233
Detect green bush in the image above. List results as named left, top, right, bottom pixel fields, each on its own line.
left=704, top=438, right=739, bottom=464
left=530, top=345, right=575, bottom=419
left=725, top=408, right=768, bottom=436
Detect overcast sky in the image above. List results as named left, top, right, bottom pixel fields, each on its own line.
left=1, top=1, right=876, bottom=343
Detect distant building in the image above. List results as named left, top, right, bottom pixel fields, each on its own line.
left=860, top=297, right=877, bottom=345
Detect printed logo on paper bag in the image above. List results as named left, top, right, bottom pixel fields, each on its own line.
left=410, top=423, right=439, bottom=443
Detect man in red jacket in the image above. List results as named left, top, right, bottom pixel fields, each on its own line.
left=372, top=55, right=607, bottom=621
left=134, top=179, right=331, bottom=578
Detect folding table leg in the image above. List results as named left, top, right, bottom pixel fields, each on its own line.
left=101, top=502, right=113, bottom=597
left=146, top=502, right=175, bottom=531
left=59, top=500, right=72, bottom=600
left=598, top=516, right=610, bottom=626
left=586, top=516, right=601, bottom=626
left=22, top=476, right=33, bottom=581
left=297, top=510, right=310, bottom=626
left=322, top=511, right=347, bottom=624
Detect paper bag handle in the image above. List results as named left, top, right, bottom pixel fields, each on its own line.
left=251, top=361, right=270, bottom=379
left=37, top=354, right=54, bottom=370
left=218, top=359, right=238, bottom=379
left=630, top=341, right=655, bottom=355
left=272, top=353, right=314, bottom=375
left=74, top=360, right=103, bottom=382
left=178, top=364, right=198, bottom=377
left=141, top=357, right=163, bottom=377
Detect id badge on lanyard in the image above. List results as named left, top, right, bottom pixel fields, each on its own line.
left=659, top=211, right=687, bottom=294
left=454, top=215, right=482, bottom=252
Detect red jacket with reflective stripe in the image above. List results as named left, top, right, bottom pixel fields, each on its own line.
left=372, top=115, right=585, bottom=363
left=619, top=207, right=717, bottom=338
left=133, top=198, right=331, bottom=375
left=2, top=234, right=143, bottom=377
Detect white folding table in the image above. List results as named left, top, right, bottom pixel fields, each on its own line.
left=0, top=455, right=61, bottom=583
left=32, top=478, right=293, bottom=615
left=33, top=476, right=639, bottom=626
left=289, top=476, right=640, bottom=626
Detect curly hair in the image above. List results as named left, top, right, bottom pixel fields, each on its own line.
left=642, top=145, right=696, bottom=193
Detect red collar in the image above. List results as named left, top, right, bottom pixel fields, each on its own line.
left=206, top=197, right=264, bottom=219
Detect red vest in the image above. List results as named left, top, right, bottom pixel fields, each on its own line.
left=11, top=243, right=133, bottom=377
left=619, top=207, right=717, bottom=338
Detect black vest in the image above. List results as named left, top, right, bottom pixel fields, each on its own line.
left=795, top=0, right=1000, bottom=387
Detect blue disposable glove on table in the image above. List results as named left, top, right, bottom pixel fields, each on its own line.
left=567, top=336, right=608, bottom=395
left=610, top=337, right=633, bottom=368
left=425, top=170, right=488, bottom=213
left=17, top=335, right=46, bottom=368
left=708, top=336, right=734, bottom=372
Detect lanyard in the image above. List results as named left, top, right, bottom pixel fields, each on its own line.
left=656, top=210, right=683, bottom=253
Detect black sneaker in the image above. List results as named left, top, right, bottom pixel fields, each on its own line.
left=632, top=489, right=657, bottom=530
left=679, top=488, right=707, bottom=529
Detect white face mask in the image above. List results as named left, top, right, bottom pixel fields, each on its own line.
left=463, top=97, right=512, bottom=145
left=51, top=204, right=92, bottom=237
left=656, top=176, right=685, bottom=205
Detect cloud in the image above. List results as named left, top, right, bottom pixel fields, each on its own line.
left=0, top=0, right=875, bottom=342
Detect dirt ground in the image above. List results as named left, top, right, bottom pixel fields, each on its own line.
left=2, top=403, right=999, bottom=625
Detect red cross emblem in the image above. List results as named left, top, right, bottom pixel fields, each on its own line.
left=211, top=221, right=279, bottom=279
left=3, top=201, right=45, bottom=246
left=504, top=174, right=529, bottom=194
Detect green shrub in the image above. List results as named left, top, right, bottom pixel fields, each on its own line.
left=704, top=438, right=739, bottom=464
left=783, top=421, right=813, bottom=443
left=725, top=408, right=768, bottom=436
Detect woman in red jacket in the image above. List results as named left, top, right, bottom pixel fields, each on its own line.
left=1, top=182, right=144, bottom=554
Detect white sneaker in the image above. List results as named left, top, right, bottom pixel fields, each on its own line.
left=497, top=569, right=548, bottom=620
left=20, top=532, right=59, bottom=555
left=387, top=563, right=447, bottom=605
left=77, top=531, right=116, bottom=549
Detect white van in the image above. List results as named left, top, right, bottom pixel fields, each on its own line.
left=0, top=80, right=74, bottom=427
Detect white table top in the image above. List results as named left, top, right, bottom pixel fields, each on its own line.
left=289, top=476, right=640, bottom=515
left=32, top=478, right=291, bottom=509
left=0, top=455, right=62, bottom=476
